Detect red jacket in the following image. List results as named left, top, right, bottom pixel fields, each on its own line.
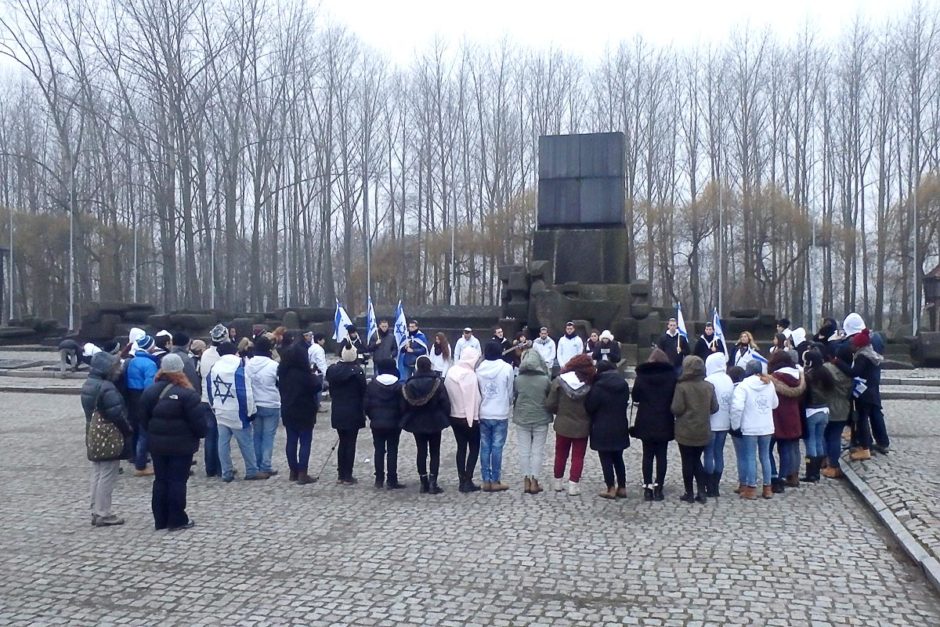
left=771, top=367, right=805, bottom=440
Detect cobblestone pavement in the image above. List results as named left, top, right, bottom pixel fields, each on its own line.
left=1, top=393, right=939, bottom=626
left=846, top=400, right=940, bottom=563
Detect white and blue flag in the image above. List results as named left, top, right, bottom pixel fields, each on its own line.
left=333, top=301, right=354, bottom=344
left=676, top=303, right=688, bottom=340
left=366, top=297, right=378, bottom=344
left=393, top=300, right=408, bottom=348
left=712, top=308, right=730, bottom=359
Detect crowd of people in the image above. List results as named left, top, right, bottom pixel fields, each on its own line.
left=78, top=312, right=887, bottom=531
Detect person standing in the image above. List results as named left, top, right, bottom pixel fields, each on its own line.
left=365, top=358, right=406, bottom=489
left=341, top=325, right=369, bottom=366
left=81, top=352, right=132, bottom=527
left=428, top=332, right=453, bottom=377
left=584, top=329, right=600, bottom=355
left=693, top=322, right=726, bottom=363
left=399, top=320, right=429, bottom=379
left=402, top=355, right=452, bottom=494
left=546, top=354, right=596, bottom=496
left=670, top=356, right=719, bottom=504
left=848, top=328, right=887, bottom=460
left=512, top=348, right=552, bottom=494
left=768, top=352, right=806, bottom=492
left=820, top=346, right=854, bottom=478
left=801, top=349, right=832, bottom=482
left=591, top=330, right=621, bottom=364
left=476, top=341, right=515, bottom=492
left=731, top=331, right=762, bottom=371
left=307, top=333, right=328, bottom=377
left=246, top=335, right=281, bottom=476
left=556, top=321, right=584, bottom=371
left=208, top=342, right=268, bottom=482
left=444, top=347, right=483, bottom=493
left=453, top=327, right=481, bottom=362
left=585, top=360, right=631, bottom=499
left=326, top=346, right=367, bottom=485
left=199, top=323, right=228, bottom=477
left=170, top=333, right=200, bottom=390
left=703, top=352, right=734, bottom=497
left=630, top=348, right=676, bottom=501
left=140, top=354, right=207, bottom=531
left=730, top=360, right=779, bottom=499
left=278, top=333, right=322, bottom=484
left=532, top=327, right=557, bottom=371
left=656, top=318, right=689, bottom=374
left=368, top=319, right=399, bottom=364
left=125, top=334, right=159, bottom=476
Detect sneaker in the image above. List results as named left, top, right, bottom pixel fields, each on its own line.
left=567, top=481, right=581, bottom=496
left=245, top=472, right=271, bottom=481
left=93, top=514, right=125, bottom=527
left=222, top=475, right=235, bottom=483
left=553, top=477, right=565, bottom=492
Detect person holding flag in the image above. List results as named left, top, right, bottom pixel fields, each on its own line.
left=694, top=322, right=726, bottom=363
left=399, top=319, right=429, bottom=380
left=656, top=309, right=690, bottom=374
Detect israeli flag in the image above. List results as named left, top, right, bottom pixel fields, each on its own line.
left=333, top=301, right=353, bottom=343
left=366, top=297, right=378, bottom=344
left=712, top=308, right=730, bottom=359
left=393, top=300, right=408, bottom=348
left=676, top=303, right=688, bottom=340
left=750, top=349, right=769, bottom=373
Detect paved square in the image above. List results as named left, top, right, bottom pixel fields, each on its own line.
left=1, top=392, right=938, bottom=625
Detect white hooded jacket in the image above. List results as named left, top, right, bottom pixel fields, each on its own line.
left=532, top=336, right=556, bottom=369
left=730, top=374, right=779, bottom=436
left=246, top=355, right=280, bottom=409
left=556, top=335, right=584, bottom=370
left=476, top=357, right=515, bottom=421
left=207, top=354, right=256, bottom=430
left=705, top=353, right=734, bottom=431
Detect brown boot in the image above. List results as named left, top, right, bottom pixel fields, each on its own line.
left=524, top=476, right=532, bottom=494
left=598, top=486, right=617, bottom=499
left=762, top=485, right=773, bottom=499
left=849, top=448, right=871, bottom=461
left=481, top=481, right=492, bottom=492
left=615, top=487, right=627, bottom=499
left=822, top=466, right=845, bottom=479
left=530, top=478, right=544, bottom=494
left=740, top=486, right=757, bottom=500
left=490, top=481, right=509, bottom=492
left=785, top=473, right=800, bottom=488
left=733, top=483, right=743, bottom=494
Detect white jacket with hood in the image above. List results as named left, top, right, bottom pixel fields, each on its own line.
left=476, top=356, right=515, bottom=421
left=730, top=373, right=779, bottom=436
left=246, top=354, right=280, bottom=408
left=705, top=352, right=734, bottom=431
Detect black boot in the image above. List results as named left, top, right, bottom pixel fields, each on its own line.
left=643, top=487, right=654, bottom=501
left=680, top=492, right=695, bottom=503
left=695, top=491, right=708, bottom=504
left=419, top=475, right=430, bottom=494
left=374, top=471, right=385, bottom=489
left=386, top=474, right=406, bottom=489
left=814, top=457, right=824, bottom=481
left=704, top=473, right=716, bottom=497
left=653, top=485, right=664, bottom=501
left=713, top=472, right=721, bottom=497
left=429, top=474, right=444, bottom=494
left=771, top=478, right=785, bottom=493
left=695, top=476, right=708, bottom=503
left=463, top=472, right=481, bottom=493
left=800, top=458, right=815, bottom=482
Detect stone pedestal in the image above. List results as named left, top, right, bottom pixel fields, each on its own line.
left=532, top=228, right=630, bottom=285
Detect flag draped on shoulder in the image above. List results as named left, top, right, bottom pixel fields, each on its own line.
left=366, top=297, right=378, bottom=344
left=676, top=303, right=688, bottom=340
left=712, top=308, right=730, bottom=359
left=333, top=301, right=353, bottom=344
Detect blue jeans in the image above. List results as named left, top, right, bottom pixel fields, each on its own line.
left=252, top=406, right=280, bottom=473
left=134, top=426, right=150, bottom=470
left=204, top=406, right=220, bottom=477
left=731, top=435, right=745, bottom=484
left=824, top=421, right=847, bottom=470
left=479, top=419, right=509, bottom=483
left=773, top=438, right=800, bottom=478
left=703, top=430, right=728, bottom=475
left=740, top=434, right=773, bottom=487
left=285, top=425, right=313, bottom=473
left=805, top=409, right=829, bottom=457
left=218, top=423, right=259, bottom=480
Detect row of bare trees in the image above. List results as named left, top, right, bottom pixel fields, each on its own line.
left=1, top=0, right=939, bottom=332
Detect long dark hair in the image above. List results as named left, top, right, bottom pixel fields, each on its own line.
left=433, top=332, right=450, bottom=359
left=803, top=350, right=834, bottom=391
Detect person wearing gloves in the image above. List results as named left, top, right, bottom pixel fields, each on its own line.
left=200, top=323, right=229, bottom=477
left=81, top=351, right=133, bottom=527
left=670, top=356, right=719, bottom=504
left=730, top=360, right=779, bottom=499
left=768, top=351, right=806, bottom=492
left=208, top=342, right=268, bottom=482
left=703, top=352, right=734, bottom=497
left=512, top=348, right=552, bottom=494
left=245, top=335, right=281, bottom=476
left=630, top=348, right=677, bottom=501
left=592, top=330, right=622, bottom=365
left=585, top=360, right=631, bottom=499
left=555, top=321, right=584, bottom=372
left=476, top=341, right=515, bottom=492
left=532, top=327, right=557, bottom=371
left=326, top=346, right=368, bottom=485
left=277, top=332, right=323, bottom=485
left=140, top=353, right=207, bottom=531
left=444, top=346, right=483, bottom=492
left=402, top=355, right=452, bottom=494
left=546, top=353, right=596, bottom=496
left=365, top=358, right=406, bottom=490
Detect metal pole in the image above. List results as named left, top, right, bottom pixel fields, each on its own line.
left=8, top=201, right=12, bottom=321
left=913, top=181, right=919, bottom=332
left=450, top=194, right=456, bottom=306
left=364, top=169, right=371, bottom=303
left=68, top=181, right=74, bottom=333
left=717, top=172, right=723, bottom=315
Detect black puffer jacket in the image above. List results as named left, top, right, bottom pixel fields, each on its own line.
left=80, top=352, right=132, bottom=460
left=585, top=370, right=631, bottom=451
left=365, top=375, right=404, bottom=430
left=140, top=381, right=208, bottom=456
left=325, top=361, right=367, bottom=430
left=630, top=361, right=677, bottom=443
left=401, top=372, right=451, bottom=434
left=278, top=340, right=323, bottom=431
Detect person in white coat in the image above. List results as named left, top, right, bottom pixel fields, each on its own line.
left=729, top=360, right=778, bottom=500
left=703, top=353, right=733, bottom=497
left=476, top=341, right=515, bottom=491
left=246, top=335, right=280, bottom=476
left=428, top=332, right=453, bottom=377
left=532, top=327, right=557, bottom=370
left=453, top=328, right=481, bottom=362
left=556, top=321, right=584, bottom=372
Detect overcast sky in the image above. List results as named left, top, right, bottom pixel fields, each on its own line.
left=317, top=0, right=919, bottom=64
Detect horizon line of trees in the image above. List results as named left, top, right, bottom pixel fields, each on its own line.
left=1, top=0, right=940, bottom=332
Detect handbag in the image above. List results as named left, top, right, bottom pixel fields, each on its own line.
left=86, top=386, right=125, bottom=462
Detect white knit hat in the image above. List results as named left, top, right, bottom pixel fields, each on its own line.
left=340, top=346, right=358, bottom=363
left=842, top=313, right=866, bottom=337
left=599, top=330, right=614, bottom=341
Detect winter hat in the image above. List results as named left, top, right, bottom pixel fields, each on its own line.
left=136, top=335, right=154, bottom=351
left=745, top=360, right=763, bottom=377
left=210, top=323, right=228, bottom=343
left=160, top=353, right=185, bottom=374
left=599, top=330, right=615, bottom=342
left=483, top=341, right=503, bottom=361
left=843, top=313, right=866, bottom=337
left=851, top=328, right=872, bottom=349
left=128, top=327, right=146, bottom=345
left=254, top=335, right=273, bottom=356
left=415, top=354, right=433, bottom=372
left=190, top=339, right=207, bottom=355
left=340, top=346, right=358, bottom=363
left=790, top=327, right=807, bottom=347
left=155, top=329, right=173, bottom=341
left=83, top=342, right=102, bottom=358
left=375, top=358, right=398, bottom=377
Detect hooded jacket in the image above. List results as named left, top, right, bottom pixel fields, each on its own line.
left=852, top=345, right=883, bottom=404
left=546, top=372, right=591, bottom=439
left=125, top=351, right=158, bottom=391
left=402, top=371, right=451, bottom=434
left=585, top=370, right=631, bottom=451
left=207, top=354, right=256, bottom=430
left=512, top=349, right=552, bottom=428
left=325, top=361, right=367, bottom=430
left=444, top=347, right=482, bottom=425
left=140, top=380, right=207, bottom=456
left=278, top=341, right=323, bottom=431
left=670, top=357, right=719, bottom=447
left=246, top=354, right=280, bottom=408
left=813, top=363, right=852, bottom=423
left=730, top=374, right=779, bottom=436
left=704, top=353, right=734, bottom=431
left=453, top=335, right=481, bottom=362
left=630, top=361, right=676, bottom=442
left=476, top=357, right=515, bottom=421
left=556, top=334, right=584, bottom=370
left=532, top=336, right=557, bottom=369
left=365, top=373, right=404, bottom=431
left=81, top=352, right=133, bottom=460
left=771, top=366, right=805, bottom=440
